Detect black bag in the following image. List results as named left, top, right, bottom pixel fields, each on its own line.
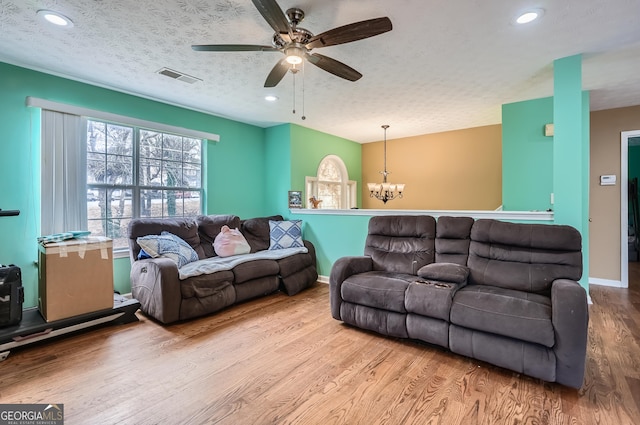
left=0, top=265, right=24, bottom=327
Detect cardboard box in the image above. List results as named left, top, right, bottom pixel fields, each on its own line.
left=38, top=236, right=114, bottom=322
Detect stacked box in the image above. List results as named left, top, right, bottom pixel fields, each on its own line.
left=38, top=237, right=113, bottom=322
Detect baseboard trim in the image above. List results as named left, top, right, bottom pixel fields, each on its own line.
left=317, top=275, right=329, bottom=284
left=589, top=277, right=624, bottom=288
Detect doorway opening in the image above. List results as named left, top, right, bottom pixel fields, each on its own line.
left=620, top=130, right=640, bottom=288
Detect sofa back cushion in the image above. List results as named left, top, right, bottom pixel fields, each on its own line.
left=468, top=219, right=582, bottom=292
left=197, top=215, right=241, bottom=258
left=240, top=215, right=284, bottom=253
left=365, top=215, right=436, bottom=274
left=435, top=216, right=474, bottom=265
left=128, top=217, right=204, bottom=262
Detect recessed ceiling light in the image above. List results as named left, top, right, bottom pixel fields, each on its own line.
left=37, top=9, right=74, bottom=28
left=265, top=95, right=278, bottom=102
left=515, top=8, right=544, bottom=24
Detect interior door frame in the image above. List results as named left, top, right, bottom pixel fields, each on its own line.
left=620, top=130, right=640, bottom=288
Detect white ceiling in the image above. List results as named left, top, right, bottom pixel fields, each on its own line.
left=1, top=0, right=639, bottom=143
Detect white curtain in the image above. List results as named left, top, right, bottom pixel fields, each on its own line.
left=40, top=110, right=86, bottom=235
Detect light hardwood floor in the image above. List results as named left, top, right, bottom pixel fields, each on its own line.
left=1, top=276, right=640, bottom=424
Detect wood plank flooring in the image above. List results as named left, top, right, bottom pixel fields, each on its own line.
left=1, top=275, right=640, bottom=424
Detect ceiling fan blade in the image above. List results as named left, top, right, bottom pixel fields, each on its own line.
left=192, top=44, right=278, bottom=52
left=251, top=0, right=291, bottom=35
left=306, top=53, right=362, bottom=82
left=264, top=59, right=290, bottom=87
left=305, top=17, right=392, bottom=49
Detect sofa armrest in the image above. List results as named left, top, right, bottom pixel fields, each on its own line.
left=551, top=278, right=589, bottom=388
left=303, top=240, right=317, bottom=269
left=329, top=256, right=373, bottom=320
left=130, top=258, right=182, bottom=324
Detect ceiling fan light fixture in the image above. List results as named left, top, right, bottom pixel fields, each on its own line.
left=37, top=9, right=74, bottom=27
left=284, top=46, right=305, bottom=65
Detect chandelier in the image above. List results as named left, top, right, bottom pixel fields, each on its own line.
left=367, top=125, right=405, bottom=204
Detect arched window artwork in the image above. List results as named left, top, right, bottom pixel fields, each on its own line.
left=305, top=155, right=356, bottom=209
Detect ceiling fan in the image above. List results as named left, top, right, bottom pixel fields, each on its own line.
left=192, top=0, right=393, bottom=87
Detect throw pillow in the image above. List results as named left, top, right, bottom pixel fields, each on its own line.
left=417, top=262, right=469, bottom=284
left=137, top=231, right=199, bottom=268
left=213, top=225, right=251, bottom=257
left=269, top=220, right=304, bottom=250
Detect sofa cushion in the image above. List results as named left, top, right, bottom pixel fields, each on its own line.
left=214, top=225, right=251, bottom=257
left=468, top=219, right=582, bottom=292
left=197, top=215, right=241, bottom=258
left=341, top=271, right=414, bottom=313
left=405, top=280, right=464, bottom=321
left=269, top=220, right=304, bottom=250
left=364, top=215, right=436, bottom=274
left=137, top=231, right=199, bottom=268
left=241, top=215, right=284, bottom=253
left=450, top=285, right=555, bottom=347
left=417, top=262, right=469, bottom=284
left=435, top=216, right=474, bottom=265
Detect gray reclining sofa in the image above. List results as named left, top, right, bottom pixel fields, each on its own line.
left=128, top=214, right=318, bottom=324
left=330, top=215, right=588, bottom=388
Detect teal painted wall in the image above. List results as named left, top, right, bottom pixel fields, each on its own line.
left=290, top=213, right=372, bottom=276
left=502, top=97, right=554, bottom=211
left=0, top=62, right=267, bottom=307
left=553, top=55, right=590, bottom=288
left=265, top=124, right=293, bottom=215
left=289, top=124, right=362, bottom=208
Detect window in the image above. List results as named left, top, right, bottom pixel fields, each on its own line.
left=86, top=119, right=203, bottom=249
left=306, top=155, right=356, bottom=209
left=33, top=97, right=217, bottom=255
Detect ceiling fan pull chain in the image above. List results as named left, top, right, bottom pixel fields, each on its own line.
left=302, top=60, right=306, bottom=120
left=292, top=67, right=296, bottom=114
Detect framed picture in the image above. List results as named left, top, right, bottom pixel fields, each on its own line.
left=288, top=191, right=303, bottom=209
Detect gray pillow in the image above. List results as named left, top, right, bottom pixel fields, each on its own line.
left=417, top=262, right=469, bottom=283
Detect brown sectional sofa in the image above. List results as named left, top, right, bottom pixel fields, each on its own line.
left=128, top=214, right=318, bottom=324
left=330, top=215, right=589, bottom=388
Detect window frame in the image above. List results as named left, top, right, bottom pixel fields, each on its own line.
left=305, top=155, right=356, bottom=209
left=85, top=117, right=204, bottom=255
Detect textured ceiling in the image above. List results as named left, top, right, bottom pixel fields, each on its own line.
left=1, top=0, right=639, bottom=143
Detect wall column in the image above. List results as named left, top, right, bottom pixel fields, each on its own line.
left=553, top=54, right=590, bottom=288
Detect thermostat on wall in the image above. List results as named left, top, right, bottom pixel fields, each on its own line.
left=600, top=175, right=616, bottom=186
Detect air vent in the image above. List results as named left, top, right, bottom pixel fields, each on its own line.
left=157, top=67, right=202, bottom=84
